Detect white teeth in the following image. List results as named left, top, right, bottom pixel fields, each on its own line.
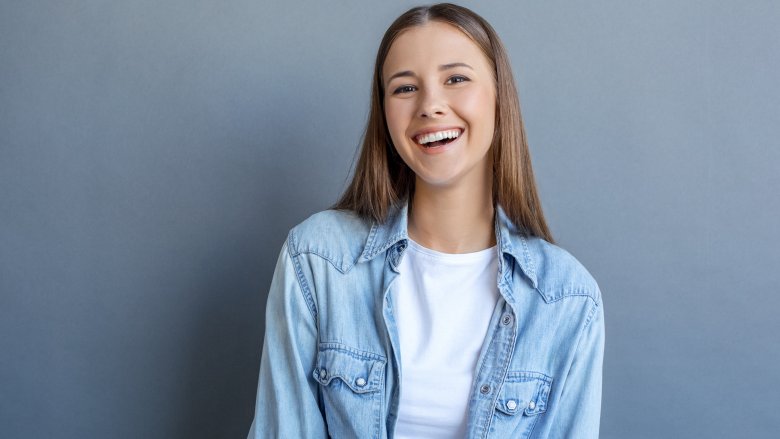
left=416, top=129, right=461, bottom=145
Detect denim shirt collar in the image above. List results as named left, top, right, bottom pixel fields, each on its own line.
left=357, top=199, right=538, bottom=289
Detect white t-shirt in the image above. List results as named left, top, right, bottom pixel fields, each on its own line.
left=390, top=238, right=500, bottom=438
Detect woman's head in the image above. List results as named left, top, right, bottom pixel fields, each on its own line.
left=334, top=3, right=553, bottom=242
left=382, top=20, right=496, bottom=192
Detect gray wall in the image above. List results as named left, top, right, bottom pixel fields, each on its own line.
left=1, top=0, right=778, bottom=437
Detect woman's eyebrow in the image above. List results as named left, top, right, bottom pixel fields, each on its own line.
left=386, top=62, right=474, bottom=84
left=439, top=62, right=473, bottom=71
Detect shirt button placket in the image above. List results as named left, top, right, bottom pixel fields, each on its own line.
left=472, top=290, right=518, bottom=436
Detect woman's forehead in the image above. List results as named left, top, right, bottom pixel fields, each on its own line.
left=383, top=21, right=488, bottom=76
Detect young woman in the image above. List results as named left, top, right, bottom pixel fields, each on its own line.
left=248, top=3, right=604, bottom=438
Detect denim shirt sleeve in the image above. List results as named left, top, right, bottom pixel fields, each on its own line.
left=546, top=300, right=605, bottom=438
left=247, top=239, right=328, bottom=439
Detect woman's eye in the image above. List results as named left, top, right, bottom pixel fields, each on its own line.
left=446, top=75, right=469, bottom=84
left=393, top=85, right=417, bottom=94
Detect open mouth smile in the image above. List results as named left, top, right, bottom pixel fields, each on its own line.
left=412, top=128, right=464, bottom=149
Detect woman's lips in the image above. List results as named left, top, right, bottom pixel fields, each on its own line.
left=411, top=127, right=464, bottom=144
left=414, top=130, right=463, bottom=155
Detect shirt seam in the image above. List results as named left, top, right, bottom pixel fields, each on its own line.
left=286, top=231, right=319, bottom=325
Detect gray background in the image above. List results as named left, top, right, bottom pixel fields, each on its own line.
left=1, top=0, right=778, bottom=437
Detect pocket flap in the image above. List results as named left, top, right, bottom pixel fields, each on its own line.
left=494, top=371, right=552, bottom=416
left=313, top=343, right=386, bottom=394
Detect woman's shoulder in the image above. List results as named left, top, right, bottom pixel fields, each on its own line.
left=285, top=208, right=372, bottom=272
left=520, top=235, right=602, bottom=305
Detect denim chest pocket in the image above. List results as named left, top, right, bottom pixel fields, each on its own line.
left=490, top=371, right=552, bottom=438
left=313, top=343, right=386, bottom=439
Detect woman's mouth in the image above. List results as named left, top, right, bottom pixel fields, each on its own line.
left=413, top=128, right=463, bottom=149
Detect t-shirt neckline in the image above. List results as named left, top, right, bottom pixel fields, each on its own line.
left=406, top=238, right=498, bottom=263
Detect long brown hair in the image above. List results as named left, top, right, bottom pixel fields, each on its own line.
left=332, top=3, right=554, bottom=243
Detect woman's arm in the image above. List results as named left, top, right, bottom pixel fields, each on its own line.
left=547, top=300, right=605, bottom=438
left=247, top=239, right=328, bottom=438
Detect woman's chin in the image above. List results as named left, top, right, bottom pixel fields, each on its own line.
left=413, top=173, right=463, bottom=190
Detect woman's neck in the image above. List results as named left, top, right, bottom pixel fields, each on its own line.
left=408, top=174, right=496, bottom=254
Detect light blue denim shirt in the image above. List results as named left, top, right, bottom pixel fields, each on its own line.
left=248, top=201, right=604, bottom=438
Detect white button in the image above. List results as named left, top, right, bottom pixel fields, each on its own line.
left=528, top=401, right=536, bottom=410
left=319, top=369, right=327, bottom=379
left=506, top=400, right=517, bottom=411
left=356, top=377, right=366, bottom=387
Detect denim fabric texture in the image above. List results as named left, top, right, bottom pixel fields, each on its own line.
left=248, top=200, right=604, bottom=438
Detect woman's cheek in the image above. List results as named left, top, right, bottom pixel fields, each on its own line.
left=460, top=86, right=491, bottom=112
left=385, top=101, right=411, bottom=138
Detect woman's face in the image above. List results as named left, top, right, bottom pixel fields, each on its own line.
left=383, top=21, right=496, bottom=189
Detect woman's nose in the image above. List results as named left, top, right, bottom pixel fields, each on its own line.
left=417, top=88, right=447, bottom=118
